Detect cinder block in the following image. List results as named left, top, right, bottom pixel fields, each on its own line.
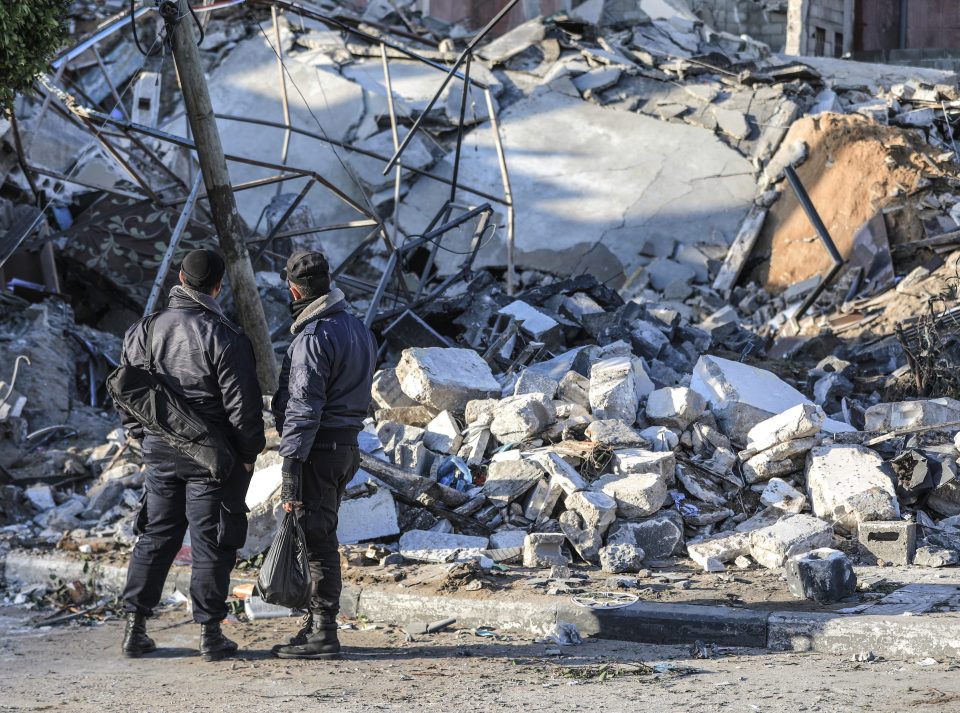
left=857, top=521, right=917, bottom=566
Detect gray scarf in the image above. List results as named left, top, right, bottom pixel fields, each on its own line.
left=290, top=288, right=346, bottom=335
left=169, top=284, right=228, bottom=320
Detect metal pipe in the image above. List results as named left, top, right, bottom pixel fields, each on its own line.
left=448, top=52, right=472, bottom=205
left=485, top=87, right=515, bottom=296
left=92, top=46, right=131, bottom=120
left=250, top=177, right=317, bottom=264
left=381, top=43, right=403, bottom=248
left=143, top=173, right=204, bottom=315
left=383, top=0, right=521, bottom=174
left=271, top=3, right=292, bottom=193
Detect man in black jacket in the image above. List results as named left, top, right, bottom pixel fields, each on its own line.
left=119, top=249, right=265, bottom=661
left=271, top=250, right=376, bottom=660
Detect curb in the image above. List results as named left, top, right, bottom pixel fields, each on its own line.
left=5, top=551, right=960, bottom=659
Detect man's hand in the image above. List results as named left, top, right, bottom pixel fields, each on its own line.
left=281, top=458, right=302, bottom=514
left=282, top=500, right=302, bottom=513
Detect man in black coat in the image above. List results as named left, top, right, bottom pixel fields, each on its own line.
left=119, top=249, right=265, bottom=661
left=271, top=250, right=377, bottom=660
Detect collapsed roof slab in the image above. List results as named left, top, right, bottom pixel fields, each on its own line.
left=161, top=36, right=373, bottom=266
left=397, top=88, right=756, bottom=279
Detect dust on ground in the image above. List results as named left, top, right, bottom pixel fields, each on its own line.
left=1, top=605, right=959, bottom=713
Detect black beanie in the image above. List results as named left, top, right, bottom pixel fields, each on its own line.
left=181, top=249, right=226, bottom=290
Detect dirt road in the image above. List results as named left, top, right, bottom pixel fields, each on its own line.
left=1, top=605, right=959, bottom=713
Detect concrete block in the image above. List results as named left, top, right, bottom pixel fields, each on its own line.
left=482, top=459, right=546, bottom=505
left=423, top=410, right=463, bottom=455
left=913, top=545, right=960, bottom=568
left=25, top=485, right=55, bottom=512
left=806, top=445, right=900, bottom=532
left=606, top=510, right=684, bottom=559
left=498, top=300, right=562, bottom=345
left=565, top=490, right=617, bottom=535
left=749, top=514, right=834, bottom=569
left=857, top=521, right=917, bottom=566
left=760, top=478, right=807, bottom=514
left=559, top=509, right=604, bottom=563
left=338, top=486, right=400, bottom=545
left=744, top=403, right=825, bottom=455
left=785, top=548, right=857, bottom=603
left=584, top=420, right=649, bottom=448
left=372, top=367, right=418, bottom=410
left=514, top=369, right=560, bottom=398
left=523, top=532, right=569, bottom=568
left=589, top=356, right=654, bottom=423
left=557, top=371, right=591, bottom=408
left=742, top=436, right=821, bottom=483
left=396, top=347, right=501, bottom=414
left=611, top=448, right=675, bottom=483
left=593, top=472, right=668, bottom=519
left=864, top=398, right=960, bottom=432
left=639, top=426, right=679, bottom=451
left=645, top=387, right=707, bottom=430
left=490, top=393, right=557, bottom=444
left=687, top=532, right=751, bottom=572
left=399, top=530, right=489, bottom=563
left=599, top=544, right=645, bottom=574
left=489, top=529, right=527, bottom=550
left=530, top=452, right=588, bottom=495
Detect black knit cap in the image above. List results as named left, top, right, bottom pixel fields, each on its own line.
left=281, top=250, right=330, bottom=294
left=181, top=248, right=226, bottom=290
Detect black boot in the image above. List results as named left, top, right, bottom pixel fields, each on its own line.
left=200, top=622, right=239, bottom=662
left=121, top=612, right=157, bottom=658
left=273, top=613, right=340, bottom=660
left=271, top=613, right=314, bottom=654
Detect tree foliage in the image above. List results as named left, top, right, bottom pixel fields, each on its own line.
left=0, top=0, right=71, bottom=108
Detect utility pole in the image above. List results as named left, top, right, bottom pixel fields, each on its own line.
left=163, top=0, right=279, bottom=392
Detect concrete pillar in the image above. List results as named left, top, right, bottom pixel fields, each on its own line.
left=785, top=0, right=810, bottom=55
left=842, top=0, right=855, bottom=54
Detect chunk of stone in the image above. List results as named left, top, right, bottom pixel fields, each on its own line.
left=422, top=410, right=463, bottom=455
left=606, top=510, right=684, bottom=559
left=489, top=529, right=527, bottom=550
left=559, top=510, right=603, bottom=563
left=573, top=67, right=622, bottom=94
left=25, top=485, right=55, bottom=511
left=565, top=490, right=617, bottom=534
left=531, top=452, right=588, bottom=495
left=499, top=300, right=561, bottom=344
left=742, top=436, right=821, bottom=484
left=523, top=532, right=569, bottom=568
left=640, top=426, right=679, bottom=451
left=744, top=404, right=825, bottom=456
left=857, top=520, right=917, bottom=566
left=645, top=387, right=706, bottom=430
left=523, top=476, right=564, bottom=522
left=675, top=464, right=728, bottom=507
left=396, top=348, right=500, bottom=414
left=599, top=543, right=645, bottom=574
left=589, top=356, right=654, bottom=422
left=785, top=548, right=857, bottom=603
left=864, top=398, right=960, bottom=432
left=690, top=355, right=854, bottom=441
left=687, top=532, right=751, bottom=572
left=561, top=292, right=605, bottom=323
left=374, top=406, right=438, bottom=427
left=913, top=545, right=960, bottom=568
left=82, top=480, right=125, bottom=519
left=483, top=459, right=546, bottom=505
left=557, top=371, right=591, bottom=408
left=760, top=478, right=807, bottom=514
left=736, top=505, right=789, bottom=533
left=465, top=399, right=499, bottom=426
left=338, top=486, right=400, bottom=545
left=630, top=320, right=670, bottom=361
left=594, top=472, right=668, bottom=519
left=749, top=515, right=834, bottom=569
left=372, top=368, right=418, bottom=409
left=399, top=530, right=489, bottom=563
left=611, top=448, right=675, bottom=483
left=514, top=369, right=560, bottom=398
left=584, top=419, right=649, bottom=448
left=647, top=257, right=697, bottom=291
left=806, top=445, right=900, bottom=531
left=713, top=107, right=751, bottom=141
left=490, top=393, right=557, bottom=444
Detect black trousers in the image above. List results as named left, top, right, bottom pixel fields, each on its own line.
left=122, top=437, right=251, bottom=624
left=300, top=444, right=361, bottom=617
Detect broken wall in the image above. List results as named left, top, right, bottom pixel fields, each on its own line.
left=691, top=0, right=788, bottom=51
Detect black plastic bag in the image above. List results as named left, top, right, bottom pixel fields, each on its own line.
left=255, top=511, right=311, bottom=609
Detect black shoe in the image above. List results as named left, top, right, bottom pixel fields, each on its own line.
left=273, top=615, right=340, bottom=660
left=121, top=612, right=157, bottom=658
left=200, top=622, right=239, bottom=662
left=270, top=613, right=314, bottom=654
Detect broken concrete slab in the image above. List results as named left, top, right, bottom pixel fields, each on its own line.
left=785, top=548, right=857, bottom=603
left=372, top=368, right=418, bottom=410
left=422, top=411, right=463, bottom=455
left=863, top=398, right=960, bottom=433
left=742, top=436, right=822, bottom=484
left=398, top=530, right=489, bottom=563
left=490, top=393, right=558, bottom=444
left=749, top=514, right=834, bottom=569
left=606, top=510, right=685, bottom=559
left=611, top=448, right=675, bottom=483
left=514, top=369, right=560, bottom=398
left=523, top=532, right=568, bottom=568
left=594, top=472, right=669, bottom=519
left=589, top=356, right=654, bottom=423
left=523, top=476, right=564, bottom=523
left=760, top=478, right=807, bottom=514
left=599, top=543, right=645, bottom=574
left=396, top=347, right=500, bottom=414
left=530, top=452, right=588, bottom=496
left=645, top=386, right=706, bottom=430
left=913, top=545, right=960, bottom=568
left=557, top=371, right=591, bottom=408
left=338, top=485, right=401, bottom=545
left=806, top=445, right=900, bottom=532
left=687, top=531, right=751, bottom=572
left=584, top=419, right=649, bottom=448
left=482, top=458, right=546, bottom=505
left=559, top=509, right=604, bottom=563
left=743, top=403, right=825, bottom=456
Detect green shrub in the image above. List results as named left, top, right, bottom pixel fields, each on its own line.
left=0, top=1, right=71, bottom=108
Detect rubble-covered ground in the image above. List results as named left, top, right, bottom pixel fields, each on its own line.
left=8, top=0, right=960, bottom=633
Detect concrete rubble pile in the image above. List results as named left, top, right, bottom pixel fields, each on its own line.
left=6, top=0, right=960, bottom=608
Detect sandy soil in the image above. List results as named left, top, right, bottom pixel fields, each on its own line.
left=2, top=604, right=959, bottom=713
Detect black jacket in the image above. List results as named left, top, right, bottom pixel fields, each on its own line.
left=272, top=290, right=377, bottom=461
left=119, top=286, right=266, bottom=465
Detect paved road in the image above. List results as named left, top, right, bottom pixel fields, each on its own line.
left=1, top=605, right=959, bottom=712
